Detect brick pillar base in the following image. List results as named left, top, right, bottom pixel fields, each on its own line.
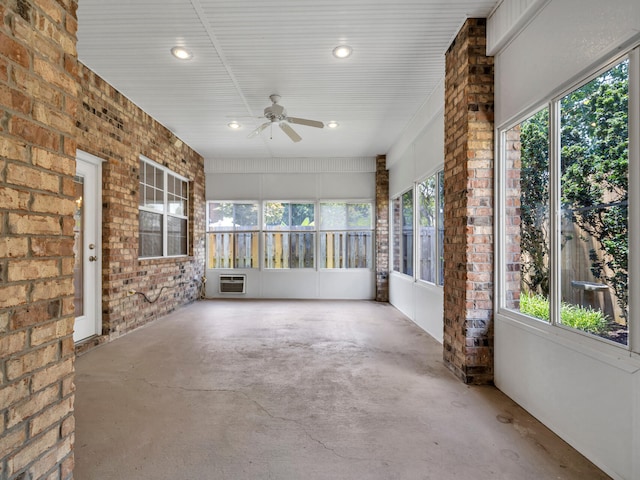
left=375, top=155, right=389, bottom=302
left=443, top=19, right=495, bottom=384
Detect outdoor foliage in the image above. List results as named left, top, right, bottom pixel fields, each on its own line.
left=519, top=108, right=550, bottom=296
left=520, top=293, right=608, bottom=334
left=560, top=59, right=629, bottom=319
left=519, top=59, right=629, bottom=319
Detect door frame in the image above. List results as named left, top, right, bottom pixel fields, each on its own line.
left=74, top=150, right=104, bottom=342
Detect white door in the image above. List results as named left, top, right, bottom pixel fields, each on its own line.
left=73, top=152, right=103, bottom=342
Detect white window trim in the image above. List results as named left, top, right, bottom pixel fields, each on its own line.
left=139, top=155, right=189, bottom=259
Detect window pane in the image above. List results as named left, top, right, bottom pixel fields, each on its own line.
left=264, top=202, right=289, bottom=230
left=167, top=176, right=187, bottom=216
left=560, top=59, right=628, bottom=345
left=264, top=232, right=289, bottom=268
left=319, top=202, right=373, bottom=269
left=145, top=162, right=155, bottom=187
left=234, top=232, right=259, bottom=268
left=320, top=203, right=347, bottom=230
left=206, top=202, right=258, bottom=269
left=208, top=202, right=234, bottom=230
left=207, top=232, right=234, bottom=268
left=392, top=197, right=401, bottom=272
left=347, top=203, right=372, bottom=229
left=139, top=210, right=163, bottom=257
left=402, top=190, right=413, bottom=276
left=155, top=165, right=164, bottom=190
left=168, top=195, right=186, bottom=216
left=437, top=170, right=445, bottom=286
left=418, top=177, right=436, bottom=283
left=234, top=203, right=258, bottom=230
left=291, top=203, right=314, bottom=230
left=167, top=216, right=187, bottom=256
left=264, top=232, right=315, bottom=269
left=504, top=108, right=550, bottom=322
left=289, top=232, right=315, bottom=267
left=206, top=231, right=258, bottom=269
left=319, top=231, right=372, bottom=269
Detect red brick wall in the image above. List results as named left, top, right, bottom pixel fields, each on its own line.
left=375, top=155, right=389, bottom=302
left=0, top=1, right=78, bottom=478
left=76, top=65, right=206, bottom=341
left=443, top=18, right=495, bottom=385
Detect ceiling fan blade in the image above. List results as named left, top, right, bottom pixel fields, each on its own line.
left=280, top=122, right=302, bottom=143
left=247, top=122, right=270, bottom=139
left=286, top=117, right=324, bottom=129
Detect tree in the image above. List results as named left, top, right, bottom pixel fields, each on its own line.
left=519, top=108, right=550, bottom=296
left=560, top=59, right=628, bottom=320
left=519, top=58, right=629, bottom=321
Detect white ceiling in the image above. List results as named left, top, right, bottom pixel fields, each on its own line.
left=76, top=0, right=498, bottom=161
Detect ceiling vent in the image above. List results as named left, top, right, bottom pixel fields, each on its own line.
left=219, top=274, right=246, bottom=294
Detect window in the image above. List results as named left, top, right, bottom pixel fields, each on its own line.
left=503, top=108, right=550, bottom=321
left=319, top=202, right=373, bottom=268
left=207, top=202, right=259, bottom=268
left=206, top=200, right=374, bottom=271
left=392, top=189, right=414, bottom=276
left=500, top=53, right=636, bottom=350
left=417, top=170, right=445, bottom=285
left=264, top=202, right=315, bottom=268
left=139, top=157, right=188, bottom=258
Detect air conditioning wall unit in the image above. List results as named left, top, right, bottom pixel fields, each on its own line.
left=219, top=274, right=246, bottom=294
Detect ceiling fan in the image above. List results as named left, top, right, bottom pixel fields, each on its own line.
left=248, top=94, right=324, bottom=142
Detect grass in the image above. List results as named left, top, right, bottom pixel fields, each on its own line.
left=519, top=292, right=609, bottom=334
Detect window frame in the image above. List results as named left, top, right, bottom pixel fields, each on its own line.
left=206, top=201, right=261, bottom=269
left=204, top=199, right=375, bottom=271
left=496, top=47, right=639, bottom=355
left=138, top=156, right=189, bottom=259
left=391, top=187, right=415, bottom=277
left=416, top=169, right=445, bottom=286
left=318, top=200, right=374, bottom=270
left=263, top=200, right=316, bottom=269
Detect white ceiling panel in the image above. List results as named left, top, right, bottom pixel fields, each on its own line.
left=77, top=0, right=498, bottom=160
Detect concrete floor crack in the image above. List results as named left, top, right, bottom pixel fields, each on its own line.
left=138, top=378, right=369, bottom=461
left=243, top=393, right=370, bottom=462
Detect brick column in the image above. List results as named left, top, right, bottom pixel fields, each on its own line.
left=443, top=19, right=494, bottom=384
left=0, top=1, right=79, bottom=478
left=375, top=155, right=389, bottom=302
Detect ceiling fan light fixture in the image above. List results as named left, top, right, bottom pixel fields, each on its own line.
left=327, top=121, right=339, bottom=129
left=171, top=46, right=193, bottom=60
left=227, top=121, right=241, bottom=130
left=332, top=45, right=352, bottom=59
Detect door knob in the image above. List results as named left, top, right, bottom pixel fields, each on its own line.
left=89, top=256, right=98, bottom=262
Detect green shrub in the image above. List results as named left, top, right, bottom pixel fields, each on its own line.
left=519, top=293, right=608, bottom=334
left=520, top=293, right=550, bottom=321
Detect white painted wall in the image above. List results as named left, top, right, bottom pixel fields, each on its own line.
left=205, top=157, right=376, bottom=299
left=387, top=82, right=445, bottom=343
left=490, top=1, right=640, bottom=478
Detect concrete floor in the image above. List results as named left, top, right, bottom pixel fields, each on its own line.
left=74, top=300, right=609, bottom=480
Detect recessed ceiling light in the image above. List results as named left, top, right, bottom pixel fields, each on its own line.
left=171, top=46, right=193, bottom=60
left=327, top=121, right=339, bottom=129
left=227, top=121, right=241, bottom=129
left=332, top=45, right=352, bottom=59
